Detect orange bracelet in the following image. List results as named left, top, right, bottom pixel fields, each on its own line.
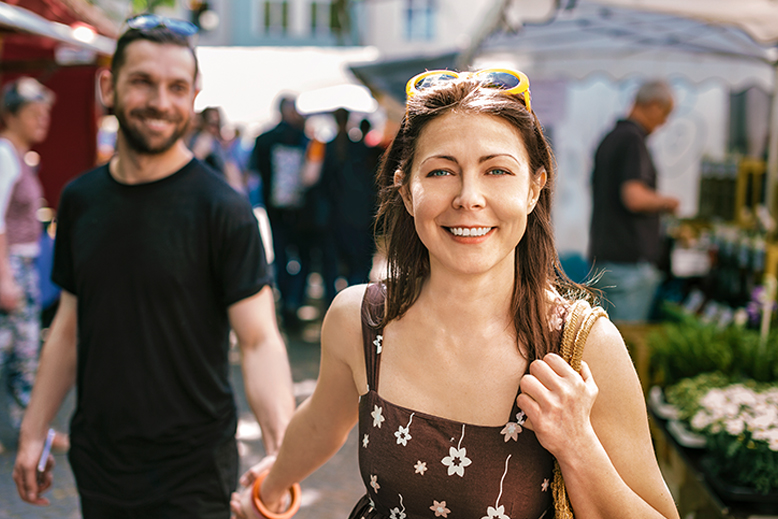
left=251, top=470, right=302, bottom=519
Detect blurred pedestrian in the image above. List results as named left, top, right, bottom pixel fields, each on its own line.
left=319, top=109, right=378, bottom=304
left=0, top=77, right=68, bottom=452
left=12, top=17, right=295, bottom=518
left=249, top=96, right=313, bottom=330
left=589, top=80, right=679, bottom=322
left=190, top=106, right=245, bottom=192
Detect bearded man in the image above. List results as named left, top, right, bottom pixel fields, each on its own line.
left=13, top=18, right=295, bottom=519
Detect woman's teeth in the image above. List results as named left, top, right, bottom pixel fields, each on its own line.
left=448, top=227, right=491, bottom=237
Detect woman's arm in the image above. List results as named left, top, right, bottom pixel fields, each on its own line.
left=258, top=285, right=367, bottom=509
left=518, top=318, right=679, bottom=519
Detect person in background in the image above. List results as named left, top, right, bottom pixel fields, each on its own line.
left=231, top=69, right=679, bottom=519
left=0, top=77, right=68, bottom=453
left=589, top=80, right=680, bottom=322
left=190, top=106, right=245, bottom=193
left=249, top=96, right=311, bottom=331
left=13, top=18, right=295, bottom=518
left=319, top=109, right=378, bottom=304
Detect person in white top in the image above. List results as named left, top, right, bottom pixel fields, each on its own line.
left=0, top=77, right=67, bottom=452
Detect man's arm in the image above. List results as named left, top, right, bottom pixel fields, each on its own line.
left=229, top=285, right=295, bottom=455
left=13, top=291, right=78, bottom=505
left=621, top=179, right=679, bottom=214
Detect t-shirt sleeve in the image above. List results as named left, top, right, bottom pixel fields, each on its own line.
left=51, top=186, right=77, bottom=294
left=618, top=133, right=653, bottom=186
left=216, top=197, right=273, bottom=307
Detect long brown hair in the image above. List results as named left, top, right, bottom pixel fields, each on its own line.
left=374, top=77, right=591, bottom=361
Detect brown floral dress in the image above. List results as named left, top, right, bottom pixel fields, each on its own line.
left=348, top=284, right=558, bottom=519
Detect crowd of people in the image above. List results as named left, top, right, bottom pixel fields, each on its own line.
left=2, top=12, right=681, bottom=519
left=185, top=98, right=381, bottom=331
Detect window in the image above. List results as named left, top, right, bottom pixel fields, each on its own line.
left=310, top=1, right=337, bottom=37
left=406, top=0, right=435, bottom=41
left=262, top=0, right=289, bottom=35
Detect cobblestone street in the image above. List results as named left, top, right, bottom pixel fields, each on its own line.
left=0, top=318, right=365, bottom=518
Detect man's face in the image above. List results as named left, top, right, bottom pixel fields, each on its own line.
left=106, top=40, right=197, bottom=155
left=644, top=100, right=674, bottom=134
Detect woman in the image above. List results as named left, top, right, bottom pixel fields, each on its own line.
left=232, top=70, right=679, bottom=519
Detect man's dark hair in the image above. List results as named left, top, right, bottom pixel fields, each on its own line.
left=111, top=27, right=199, bottom=81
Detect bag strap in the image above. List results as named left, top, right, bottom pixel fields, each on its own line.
left=552, top=299, right=608, bottom=519
left=559, top=300, right=608, bottom=370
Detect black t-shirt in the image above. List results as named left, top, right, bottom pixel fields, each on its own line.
left=589, top=119, right=661, bottom=264
left=52, top=159, right=272, bottom=505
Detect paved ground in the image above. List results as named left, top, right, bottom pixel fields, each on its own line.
left=0, top=312, right=365, bottom=519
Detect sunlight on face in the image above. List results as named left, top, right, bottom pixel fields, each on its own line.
left=403, top=111, right=544, bottom=279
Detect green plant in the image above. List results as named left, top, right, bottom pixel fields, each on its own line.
left=648, top=310, right=733, bottom=387
left=649, top=304, right=778, bottom=387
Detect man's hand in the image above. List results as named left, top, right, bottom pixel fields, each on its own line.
left=13, top=432, right=55, bottom=506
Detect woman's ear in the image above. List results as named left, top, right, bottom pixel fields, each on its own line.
left=527, top=167, right=547, bottom=214
left=395, top=169, right=414, bottom=216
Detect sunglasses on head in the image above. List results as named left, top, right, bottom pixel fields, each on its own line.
left=126, top=14, right=199, bottom=37
left=406, top=68, right=532, bottom=112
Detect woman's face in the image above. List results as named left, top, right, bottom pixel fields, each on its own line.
left=402, top=111, right=545, bottom=278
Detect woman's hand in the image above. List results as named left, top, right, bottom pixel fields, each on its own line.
left=516, top=354, right=599, bottom=457
left=230, top=455, right=278, bottom=519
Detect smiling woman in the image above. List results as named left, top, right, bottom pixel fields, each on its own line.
left=232, top=70, right=681, bottom=519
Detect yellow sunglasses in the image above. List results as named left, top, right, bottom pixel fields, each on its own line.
left=405, top=68, right=532, bottom=112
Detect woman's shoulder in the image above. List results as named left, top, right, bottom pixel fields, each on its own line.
left=322, top=284, right=372, bottom=339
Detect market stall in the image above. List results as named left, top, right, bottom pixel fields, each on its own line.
left=0, top=0, right=116, bottom=208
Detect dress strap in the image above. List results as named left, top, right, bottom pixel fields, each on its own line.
left=360, top=283, right=386, bottom=392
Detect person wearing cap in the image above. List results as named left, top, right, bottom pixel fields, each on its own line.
left=0, top=78, right=68, bottom=453
left=12, top=18, right=295, bottom=519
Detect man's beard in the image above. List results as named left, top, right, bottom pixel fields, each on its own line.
left=114, top=103, right=189, bottom=155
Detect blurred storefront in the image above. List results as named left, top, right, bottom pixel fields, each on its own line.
left=0, top=0, right=116, bottom=209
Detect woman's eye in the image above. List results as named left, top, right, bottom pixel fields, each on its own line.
left=427, top=169, right=451, bottom=177
left=488, top=168, right=511, bottom=176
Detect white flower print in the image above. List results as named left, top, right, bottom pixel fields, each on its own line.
left=414, top=460, right=427, bottom=475
left=362, top=434, right=369, bottom=448
left=370, top=474, right=380, bottom=493
left=481, top=454, right=513, bottom=519
left=430, top=500, right=451, bottom=517
left=500, top=422, right=522, bottom=442
left=389, top=494, right=407, bottom=519
left=516, top=410, right=526, bottom=425
left=394, top=413, right=415, bottom=446
left=482, top=505, right=510, bottom=519
left=541, top=478, right=550, bottom=492
left=374, top=334, right=383, bottom=354
left=442, top=424, right=472, bottom=477
left=372, top=405, right=385, bottom=428
left=441, top=446, right=472, bottom=476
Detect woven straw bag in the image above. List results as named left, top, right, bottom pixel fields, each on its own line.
left=550, top=300, right=608, bottom=519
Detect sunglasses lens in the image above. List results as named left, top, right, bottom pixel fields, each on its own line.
left=167, top=19, right=199, bottom=36
left=478, top=71, right=521, bottom=91
left=126, top=14, right=198, bottom=36
left=414, top=72, right=458, bottom=91
left=127, top=14, right=160, bottom=30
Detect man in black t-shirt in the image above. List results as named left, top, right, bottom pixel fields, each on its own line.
left=13, top=19, right=295, bottom=519
left=589, top=80, right=680, bottom=322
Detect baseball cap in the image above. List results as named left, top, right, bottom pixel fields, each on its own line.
left=1, top=77, right=55, bottom=117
